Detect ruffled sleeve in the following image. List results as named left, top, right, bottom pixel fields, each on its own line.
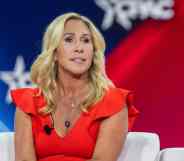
left=10, top=88, right=38, bottom=116
left=91, top=87, right=140, bottom=131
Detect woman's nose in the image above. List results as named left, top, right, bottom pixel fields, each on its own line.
left=74, top=41, right=83, bottom=53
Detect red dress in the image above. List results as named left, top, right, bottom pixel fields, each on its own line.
left=11, top=87, right=139, bottom=161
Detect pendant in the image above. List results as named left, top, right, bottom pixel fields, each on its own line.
left=64, top=120, right=71, bottom=128
left=71, top=102, right=75, bottom=108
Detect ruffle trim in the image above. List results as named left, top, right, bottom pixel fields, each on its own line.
left=90, top=87, right=139, bottom=130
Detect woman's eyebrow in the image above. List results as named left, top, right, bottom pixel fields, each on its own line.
left=63, top=33, right=74, bottom=37
left=63, top=33, right=91, bottom=37
left=81, top=33, right=91, bottom=37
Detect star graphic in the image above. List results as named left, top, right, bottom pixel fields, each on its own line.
left=0, top=56, right=32, bottom=104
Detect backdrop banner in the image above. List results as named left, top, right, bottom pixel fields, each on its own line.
left=0, top=0, right=183, bottom=148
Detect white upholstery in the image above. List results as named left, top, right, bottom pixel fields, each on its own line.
left=155, top=148, right=184, bottom=161
left=0, top=132, right=160, bottom=161
left=117, top=132, right=160, bottom=161
left=0, top=132, right=15, bottom=161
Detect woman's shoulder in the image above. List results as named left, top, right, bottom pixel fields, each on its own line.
left=90, top=86, right=139, bottom=130
left=90, top=86, right=131, bottom=116
left=106, top=86, right=131, bottom=98
left=10, top=87, right=43, bottom=116
left=10, top=87, right=40, bottom=96
left=101, top=86, right=132, bottom=106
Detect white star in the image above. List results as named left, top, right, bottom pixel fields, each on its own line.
left=0, top=56, right=32, bottom=104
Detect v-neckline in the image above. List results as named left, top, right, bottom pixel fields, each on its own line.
left=46, top=93, right=108, bottom=139
left=41, top=88, right=109, bottom=139
left=49, top=112, right=85, bottom=140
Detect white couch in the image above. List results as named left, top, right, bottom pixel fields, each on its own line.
left=0, top=132, right=160, bottom=161
left=118, top=132, right=160, bottom=161
left=0, top=132, right=15, bottom=161
left=155, top=148, right=184, bottom=161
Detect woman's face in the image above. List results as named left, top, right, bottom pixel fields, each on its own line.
left=56, top=19, right=94, bottom=77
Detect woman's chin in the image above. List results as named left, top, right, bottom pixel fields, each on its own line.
left=59, top=63, right=91, bottom=78
left=67, top=68, right=89, bottom=78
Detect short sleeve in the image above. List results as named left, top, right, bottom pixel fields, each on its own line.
left=10, top=88, right=38, bottom=115
left=92, top=87, right=140, bottom=131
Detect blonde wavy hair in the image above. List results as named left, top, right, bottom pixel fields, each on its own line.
left=30, top=12, right=114, bottom=115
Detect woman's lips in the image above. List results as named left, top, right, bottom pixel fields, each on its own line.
left=70, top=58, right=86, bottom=64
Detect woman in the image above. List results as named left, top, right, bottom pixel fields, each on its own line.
left=11, top=12, right=139, bottom=161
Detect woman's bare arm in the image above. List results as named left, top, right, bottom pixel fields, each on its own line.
left=14, top=108, right=37, bottom=161
left=88, top=106, right=128, bottom=161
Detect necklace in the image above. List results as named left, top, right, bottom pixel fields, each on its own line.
left=64, top=120, right=71, bottom=128
left=64, top=102, right=75, bottom=128
left=56, top=84, right=90, bottom=129
left=64, top=97, right=80, bottom=129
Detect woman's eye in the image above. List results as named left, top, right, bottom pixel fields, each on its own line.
left=83, top=38, right=91, bottom=43
left=64, top=37, right=73, bottom=42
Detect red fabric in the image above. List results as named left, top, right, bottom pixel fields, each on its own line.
left=10, top=87, right=139, bottom=161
